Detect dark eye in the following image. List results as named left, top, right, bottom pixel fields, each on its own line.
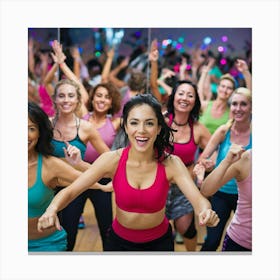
left=146, top=121, right=154, bottom=126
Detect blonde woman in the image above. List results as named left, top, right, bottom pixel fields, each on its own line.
left=194, top=87, right=252, bottom=251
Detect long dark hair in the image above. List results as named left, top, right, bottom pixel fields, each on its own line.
left=167, top=80, right=201, bottom=122
left=28, top=102, right=53, bottom=156
left=121, top=94, right=174, bottom=161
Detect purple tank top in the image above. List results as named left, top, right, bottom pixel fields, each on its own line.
left=82, top=113, right=117, bottom=163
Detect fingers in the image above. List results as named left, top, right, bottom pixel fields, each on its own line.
left=37, top=215, right=59, bottom=232
left=199, top=210, right=220, bottom=227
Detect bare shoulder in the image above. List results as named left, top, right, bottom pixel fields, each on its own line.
left=79, top=118, right=93, bottom=131
left=43, top=155, right=67, bottom=169
left=93, top=148, right=124, bottom=177
left=163, top=154, right=185, bottom=174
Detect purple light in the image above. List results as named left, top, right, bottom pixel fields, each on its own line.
left=218, top=46, right=224, bottom=52
left=220, top=58, right=227, bottom=65
left=221, top=36, right=228, bottom=42
left=176, top=43, right=182, bottom=50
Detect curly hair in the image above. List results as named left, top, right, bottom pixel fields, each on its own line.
left=28, top=102, right=53, bottom=156
left=87, top=82, right=121, bottom=115
left=121, top=93, right=174, bottom=161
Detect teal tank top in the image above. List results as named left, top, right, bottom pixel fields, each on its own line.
left=51, top=117, right=86, bottom=159
left=51, top=135, right=86, bottom=159
left=28, top=153, right=54, bottom=218
left=216, top=130, right=252, bottom=194
left=199, top=101, right=230, bottom=134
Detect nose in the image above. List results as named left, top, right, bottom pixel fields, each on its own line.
left=138, top=122, right=146, bottom=133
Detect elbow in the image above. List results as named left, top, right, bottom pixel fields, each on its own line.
left=200, top=186, right=212, bottom=198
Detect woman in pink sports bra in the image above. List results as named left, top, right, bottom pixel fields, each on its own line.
left=37, top=94, right=219, bottom=251
left=164, top=80, right=211, bottom=251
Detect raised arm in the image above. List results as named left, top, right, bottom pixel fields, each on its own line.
left=157, top=68, right=175, bottom=96
left=200, top=144, right=246, bottom=197
left=148, top=39, right=162, bottom=102
left=235, top=59, right=252, bottom=91
left=108, top=56, right=129, bottom=89
left=197, top=57, right=215, bottom=110
left=101, top=47, right=115, bottom=83
left=51, top=40, right=89, bottom=112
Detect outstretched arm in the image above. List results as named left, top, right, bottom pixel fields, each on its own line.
left=37, top=151, right=117, bottom=232
left=168, top=156, right=219, bottom=227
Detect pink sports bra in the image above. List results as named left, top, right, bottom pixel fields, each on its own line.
left=113, top=146, right=169, bottom=213
left=168, top=114, right=197, bottom=166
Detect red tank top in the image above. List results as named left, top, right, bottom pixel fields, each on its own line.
left=113, top=147, right=169, bottom=213
left=168, top=114, right=197, bottom=166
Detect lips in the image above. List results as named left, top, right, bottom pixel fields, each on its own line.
left=135, top=137, right=149, bottom=147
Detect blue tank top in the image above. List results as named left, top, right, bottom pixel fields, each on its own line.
left=28, top=153, right=54, bottom=217
left=216, top=130, right=252, bottom=194
left=51, top=118, right=86, bottom=159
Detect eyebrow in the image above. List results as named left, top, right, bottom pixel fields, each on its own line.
left=129, top=118, right=156, bottom=121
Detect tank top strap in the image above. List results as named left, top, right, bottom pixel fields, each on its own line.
left=36, top=153, right=43, bottom=181
left=75, top=117, right=80, bottom=135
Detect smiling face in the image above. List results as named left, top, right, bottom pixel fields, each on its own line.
left=230, top=92, right=252, bottom=123
left=92, top=86, right=112, bottom=114
left=173, top=83, right=196, bottom=113
left=124, top=104, right=161, bottom=153
left=54, top=83, right=79, bottom=114
left=217, top=78, right=235, bottom=100
left=28, top=117, right=39, bottom=153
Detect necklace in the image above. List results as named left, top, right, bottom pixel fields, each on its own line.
left=173, top=119, right=188, bottom=127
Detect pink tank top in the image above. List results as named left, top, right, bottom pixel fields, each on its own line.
left=227, top=150, right=252, bottom=249
left=82, top=113, right=117, bottom=163
left=38, top=85, right=55, bottom=117
left=168, top=114, right=197, bottom=166
left=113, top=146, right=169, bottom=213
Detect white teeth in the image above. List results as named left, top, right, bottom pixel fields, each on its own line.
left=136, top=137, right=148, bottom=141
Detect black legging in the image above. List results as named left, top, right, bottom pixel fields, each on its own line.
left=200, top=191, right=238, bottom=251
left=56, top=178, right=113, bottom=251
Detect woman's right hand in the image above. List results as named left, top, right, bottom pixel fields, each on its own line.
left=37, top=209, right=61, bottom=232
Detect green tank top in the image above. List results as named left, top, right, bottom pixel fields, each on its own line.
left=199, top=101, right=230, bottom=134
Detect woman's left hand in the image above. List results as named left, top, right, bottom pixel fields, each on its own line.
left=198, top=209, right=220, bottom=227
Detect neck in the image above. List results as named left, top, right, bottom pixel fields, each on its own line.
left=28, top=151, right=38, bottom=165
left=214, top=98, right=227, bottom=108
left=173, top=112, right=189, bottom=126
left=56, top=112, right=76, bottom=124
left=91, top=111, right=107, bottom=123
left=232, top=120, right=251, bottom=133
left=129, top=146, right=155, bottom=165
